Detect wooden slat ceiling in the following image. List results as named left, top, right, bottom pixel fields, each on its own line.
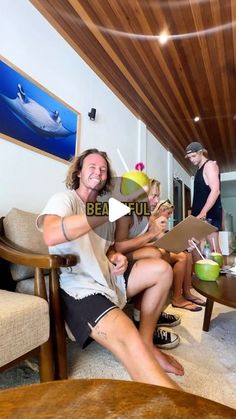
left=31, top=0, right=236, bottom=174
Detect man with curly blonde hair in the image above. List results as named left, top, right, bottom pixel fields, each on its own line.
left=37, top=148, right=183, bottom=389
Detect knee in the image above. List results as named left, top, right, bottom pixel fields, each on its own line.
left=154, top=259, right=173, bottom=288
left=177, top=252, right=187, bottom=264
left=148, top=247, right=162, bottom=259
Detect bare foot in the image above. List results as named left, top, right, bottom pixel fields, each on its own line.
left=172, top=297, right=202, bottom=312
left=183, top=293, right=206, bottom=306
left=152, top=346, right=184, bottom=376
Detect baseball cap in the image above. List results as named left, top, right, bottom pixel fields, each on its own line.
left=185, top=141, right=206, bottom=157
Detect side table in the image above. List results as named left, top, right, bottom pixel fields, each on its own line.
left=192, top=274, right=236, bottom=331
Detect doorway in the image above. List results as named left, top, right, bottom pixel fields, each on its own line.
left=184, top=184, right=191, bottom=218
left=173, top=178, right=183, bottom=226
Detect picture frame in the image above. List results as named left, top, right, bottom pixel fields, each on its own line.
left=0, top=56, right=80, bottom=163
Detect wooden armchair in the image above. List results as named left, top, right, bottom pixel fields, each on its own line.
left=0, top=210, right=77, bottom=381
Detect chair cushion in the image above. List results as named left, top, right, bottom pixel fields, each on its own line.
left=0, top=290, right=49, bottom=367
left=3, top=208, right=48, bottom=281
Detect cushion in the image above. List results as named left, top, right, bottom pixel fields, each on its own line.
left=0, top=290, right=49, bottom=367
left=3, top=208, right=48, bottom=281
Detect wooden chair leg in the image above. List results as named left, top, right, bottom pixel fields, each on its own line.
left=203, top=298, right=214, bottom=332
left=49, top=269, right=68, bottom=380
left=39, top=339, right=54, bottom=382
left=35, top=267, right=54, bottom=381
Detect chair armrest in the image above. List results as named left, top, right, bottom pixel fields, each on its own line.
left=0, top=235, right=77, bottom=269
left=0, top=234, right=77, bottom=301
left=0, top=220, right=77, bottom=380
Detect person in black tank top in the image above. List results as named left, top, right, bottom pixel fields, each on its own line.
left=185, top=142, right=222, bottom=253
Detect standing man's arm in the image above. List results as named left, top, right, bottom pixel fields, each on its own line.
left=197, top=161, right=220, bottom=219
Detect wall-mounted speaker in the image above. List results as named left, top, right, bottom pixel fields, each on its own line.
left=88, top=108, right=96, bottom=121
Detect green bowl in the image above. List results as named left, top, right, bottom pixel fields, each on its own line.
left=194, top=259, right=220, bottom=281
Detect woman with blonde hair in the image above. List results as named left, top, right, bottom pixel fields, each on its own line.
left=115, top=178, right=181, bottom=350
left=152, top=200, right=205, bottom=310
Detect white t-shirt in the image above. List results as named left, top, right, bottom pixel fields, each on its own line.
left=37, top=190, right=126, bottom=308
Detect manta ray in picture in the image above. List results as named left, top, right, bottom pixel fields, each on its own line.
left=0, top=84, right=75, bottom=138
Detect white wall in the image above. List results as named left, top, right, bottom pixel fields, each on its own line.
left=221, top=173, right=236, bottom=233
left=146, top=131, right=170, bottom=199
left=0, top=140, right=68, bottom=214
left=173, top=159, right=192, bottom=214
left=0, top=0, right=191, bottom=216
left=221, top=172, right=236, bottom=182
left=173, top=159, right=192, bottom=189
left=0, top=0, right=137, bottom=215
left=222, top=198, right=236, bottom=232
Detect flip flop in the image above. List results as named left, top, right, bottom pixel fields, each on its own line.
left=172, top=302, right=202, bottom=312
left=186, top=297, right=206, bottom=307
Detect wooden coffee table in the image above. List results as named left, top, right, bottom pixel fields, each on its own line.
left=192, top=274, right=236, bottom=331
left=0, top=378, right=235, bottom=418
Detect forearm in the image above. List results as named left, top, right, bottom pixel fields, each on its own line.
left=199, top=161, right=220, bottom=218
left=198, top=189, right=220, bottom=217
left=43, top=213, right=108, bottom=246
left=115, top=230, right=154, bottom=254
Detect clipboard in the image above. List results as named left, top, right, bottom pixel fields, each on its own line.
left=152, top=215, right=217, bottom=253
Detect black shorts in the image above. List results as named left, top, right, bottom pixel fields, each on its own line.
left=60, top=289, right=117, bottom=348
left=123, top=260, right=136, bottom=285
left=208, top=217, right=222, bottom=231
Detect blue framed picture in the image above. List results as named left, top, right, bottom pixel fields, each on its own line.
left=0, top=56, right=79, bottom=163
